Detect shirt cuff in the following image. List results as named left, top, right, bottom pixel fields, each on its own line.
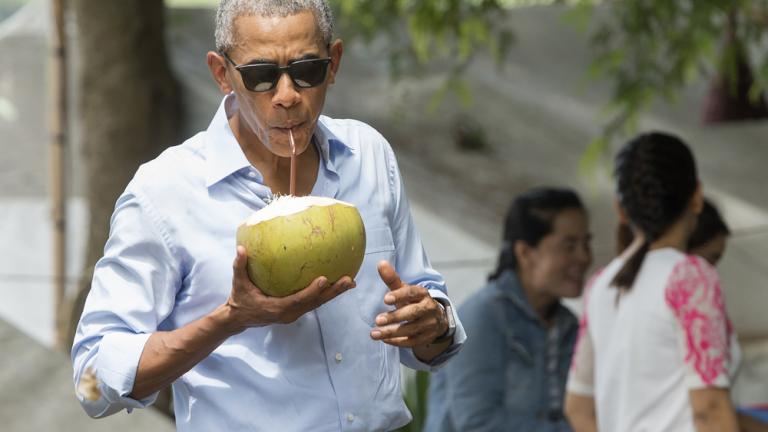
left=399, top=289, right=467, bottom=372
left=94, top=332, right=157, bottom=412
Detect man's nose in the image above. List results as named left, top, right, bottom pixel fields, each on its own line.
left=272, top=72, right=301, bottom=108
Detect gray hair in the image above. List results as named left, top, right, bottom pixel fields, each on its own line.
left=215, top=0, right=334, bottom=52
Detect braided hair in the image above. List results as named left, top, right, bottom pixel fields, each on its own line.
left=489, top=187, right=585, bottom=281
left=612, top=132, right=698, bottom=290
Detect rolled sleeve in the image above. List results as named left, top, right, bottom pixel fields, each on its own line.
left=75, top=333, right=156, bottom=418
left=71, top=187, right=180, bottom=417
left=95, top=332, right=156, bottom=406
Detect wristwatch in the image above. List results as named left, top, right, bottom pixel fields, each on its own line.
left=431, top=297, right=456, bottom=344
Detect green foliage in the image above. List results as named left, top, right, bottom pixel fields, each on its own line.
left=332, top=0, right=514, bottom=108
left=164, top=0, right=768, bottom=169
left=573, top=0, right=768, bottom=166
left=395, top=370, right=431, bottom=432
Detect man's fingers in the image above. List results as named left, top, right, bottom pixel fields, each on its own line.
left=370, top=316, right=434, bottom=340
left=232, top=245, right=250, bottom=281
left=374, top=301, right=429, bottom=326
left=275, top=275, right=355, bottom=314
left=228, top=250, right=357, bottom=326
left=316, top=276, right=355, bottom=305
left=370, top=318, right=436, bottom=348
left=377, top=260, right=405, bottom=292
left=277, top=275, right=329, bottom=308
left=380, top=333, right=435, bottom=348
left=382, top=284, right=429, bottom=308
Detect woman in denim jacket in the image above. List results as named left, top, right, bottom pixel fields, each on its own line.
left=425, top=187, right=592, bottom=431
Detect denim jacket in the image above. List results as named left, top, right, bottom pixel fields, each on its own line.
left=425, top=269, right=578, bottom=432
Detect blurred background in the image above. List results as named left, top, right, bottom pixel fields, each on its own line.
left=1, top=0, right=767, bottom=430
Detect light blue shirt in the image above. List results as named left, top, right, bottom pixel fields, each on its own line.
left=72, top=95, right=466, bottom=432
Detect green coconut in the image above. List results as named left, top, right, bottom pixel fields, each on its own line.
left=236, top=196, right=366, bottom=297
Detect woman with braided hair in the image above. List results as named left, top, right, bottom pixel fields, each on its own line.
left=564, top=132, right=739, bottom=432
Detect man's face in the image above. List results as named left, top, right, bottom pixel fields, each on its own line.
left=222, top=11, right=341, bottom=157
left=690, top=233, right=728, bottom=266
left=525, top=208, right=593, bottom=299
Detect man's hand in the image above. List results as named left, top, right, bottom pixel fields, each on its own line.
left=226, top=246, right=355, bottom=333
left=370, top=261, right=449, bottom=352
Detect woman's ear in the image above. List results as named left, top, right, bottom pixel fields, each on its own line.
left=691, top=182, right=704, bottom=215
left=514, top=240, right=532, bottom=271
left=613, top=198, right=629, bottom=224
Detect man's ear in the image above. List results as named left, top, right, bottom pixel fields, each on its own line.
left=207, top=51, right=234, bottom=95
left=327, top=39, right=343, bottom=85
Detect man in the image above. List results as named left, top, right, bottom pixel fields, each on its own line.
left=71, top=1, right=465, bottom=431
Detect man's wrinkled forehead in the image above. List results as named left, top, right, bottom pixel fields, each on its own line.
left=230, top=10, right=326, bottom=48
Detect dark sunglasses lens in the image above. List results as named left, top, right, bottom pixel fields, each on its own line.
left=241, top=65, right=279, bottom=92
left=289, top=59, right=329, bottom=88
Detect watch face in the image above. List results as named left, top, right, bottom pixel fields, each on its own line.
left=436, top=299, right=455, bottom=327
left=444, top=305, right=456, bottom=332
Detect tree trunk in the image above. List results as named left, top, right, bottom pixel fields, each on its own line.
left=702, top=11, right=768, bottom=124
left=66, top=0, right=182, bottom=418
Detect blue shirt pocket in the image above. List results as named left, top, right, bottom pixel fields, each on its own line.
left=354, top=226, right=396, bottom=326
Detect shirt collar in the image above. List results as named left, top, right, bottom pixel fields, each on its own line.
left=314, top=115, right=356, bottom=173
left=204, top=94, right=251, bottom=188
left=204, top=95, right=355, bottom=187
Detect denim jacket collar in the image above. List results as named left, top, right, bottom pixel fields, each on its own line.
left=493, top=269, right=576, bottom=329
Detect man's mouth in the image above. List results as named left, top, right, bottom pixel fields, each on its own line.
left=273, top=121, right=303, bottom=131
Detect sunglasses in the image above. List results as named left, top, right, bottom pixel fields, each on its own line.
left=221, top=52, right=332, bottom=92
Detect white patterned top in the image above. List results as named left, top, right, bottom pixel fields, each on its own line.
left=567, top=248, right=735, bottom=432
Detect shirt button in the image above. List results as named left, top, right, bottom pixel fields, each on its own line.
left=248, top=171, right=257, bottom=178
left=346, top=413, right=355, bottom=422
left=335, top=352, right=343, bottom=363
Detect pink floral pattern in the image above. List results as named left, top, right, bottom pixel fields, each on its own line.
left=665, top=255, right=731, bottom=386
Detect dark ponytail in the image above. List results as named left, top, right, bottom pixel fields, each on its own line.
left=613, top=240, right=650, bottom=290
left=489, top=187, right=584, bottom=281
left=687, top=199, right=730, bottom=250
left=611, top=132, right=698, bottom=290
